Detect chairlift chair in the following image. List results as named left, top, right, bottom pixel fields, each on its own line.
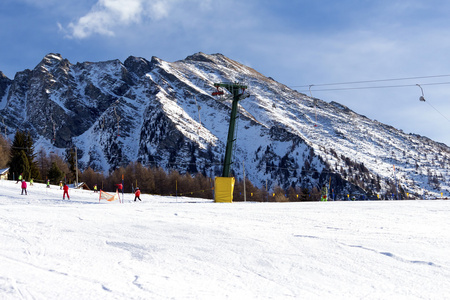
left=416, top=84, right=426, bottom=102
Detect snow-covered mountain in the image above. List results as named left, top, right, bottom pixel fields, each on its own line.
left=1, top=52, right=450, bottom=198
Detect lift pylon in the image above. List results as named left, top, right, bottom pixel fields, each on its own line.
left=212, top=82, right=248, bottom=177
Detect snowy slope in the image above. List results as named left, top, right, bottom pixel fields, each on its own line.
left=1, top=179, right=450, bottom=299
left=1, top=52, right=450, bottom=198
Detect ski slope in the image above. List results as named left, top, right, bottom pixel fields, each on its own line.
left=0, top=179, right=449, bottom=299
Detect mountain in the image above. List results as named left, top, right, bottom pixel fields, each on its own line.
left=1, top=52, right=449, bottom=198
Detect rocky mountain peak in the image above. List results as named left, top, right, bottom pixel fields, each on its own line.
left=37, top=53, right=63, bottom=68
left=124, top=56, right=154, bottom=77
left=0, top=71, right=12, bottom=100
left=0, top=71, right=9, bottom=80
left=184, top=52, right=218, bottom=64
left=33, top=53, right=72, bottom=79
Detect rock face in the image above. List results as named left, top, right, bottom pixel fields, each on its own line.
left=0, top=71, right=12, bottom=100
left=1, top=52, right=450, bottom=198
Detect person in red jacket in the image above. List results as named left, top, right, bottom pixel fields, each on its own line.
left=21, top=180, right=27, bottom=195
left=116, top=183, right=123, bottom=200
left=63, top=184, right=70, bottom=200
left=134, top=187, right=141, bottom=202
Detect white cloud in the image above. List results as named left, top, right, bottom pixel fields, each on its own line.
left=143, top=1, right=171, bottom=20
left=66, top=0, right=175, bottom=39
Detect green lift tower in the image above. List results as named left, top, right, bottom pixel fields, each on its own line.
left=212, top=82, right=248, bottom=177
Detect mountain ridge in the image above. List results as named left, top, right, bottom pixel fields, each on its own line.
left=1, top=52, right=449, bottom=198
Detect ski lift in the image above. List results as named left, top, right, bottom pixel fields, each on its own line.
left=212, top=87, right=224, bottom=97
left=212, top=86, right=233, bottom=102
left=416, top=84, right=426, bottom=102
left=240, top=87, right=249, bottom=99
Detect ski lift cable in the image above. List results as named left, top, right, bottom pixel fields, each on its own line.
left=291, top=74, right=450, bottom=88
left=426, top=101, right=450, bottom=122
left=303, top=81, right=450, bottom=125
left=416, top=84, right=450, bottom=123
left=299, top=81, right=450, bottom=93
left=416, top=84, right=450, bottom=122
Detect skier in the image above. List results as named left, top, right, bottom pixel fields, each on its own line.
left=134, top=187, right=141, bottom=202
left=93, top=184, right=98, bottom=193
left=30, top=178, right=34, bottom=186
left=321, top=184, right=328, bottom=202
left=59, top=181, right=63, bottom=190
left=16, top=173, right=23, bottom=184
left=114, top=183, right=123, bottom=201
left=63, top=183, right=70, bottom=200
left=46, top=179, right=50, bottom=188
left=21, top=180, right=27, bottom=195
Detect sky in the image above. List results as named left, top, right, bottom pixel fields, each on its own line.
left=1, top=0, right=450, bottom=145
left=1, top=179, right=450, bottom=298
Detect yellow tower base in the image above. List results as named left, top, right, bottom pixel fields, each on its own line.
left=214, top=177, right=235, bottom=203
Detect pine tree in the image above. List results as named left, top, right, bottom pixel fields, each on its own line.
left=0, top=135, right=10, bottom=169
left=8, top=131, right=40, bottom=181
left=19, top=151, right=30, bottom=179
left=25, top=132, right=40, bottom=180
left=65, top=148, right=77, bottom=183
left=47, top=162, right=63, bottom=184
left=8, top=131, right=25, bottom=180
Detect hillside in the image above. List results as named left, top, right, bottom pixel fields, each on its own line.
left=1, top=52, right=450, bottom=198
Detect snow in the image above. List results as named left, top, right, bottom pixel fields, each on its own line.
left=1, top=179, right=450, bottom=299
left=0, top=85, right=9, bottom=110
left=46, top=54, right=62, bottom=61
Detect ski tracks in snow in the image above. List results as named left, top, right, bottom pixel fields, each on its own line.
left=346, top=244, right=440, bottom=267
left=0, top=276, right=36, bottom=300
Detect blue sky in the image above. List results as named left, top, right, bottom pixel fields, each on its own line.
left=2, top=0, right=450, bottom=145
